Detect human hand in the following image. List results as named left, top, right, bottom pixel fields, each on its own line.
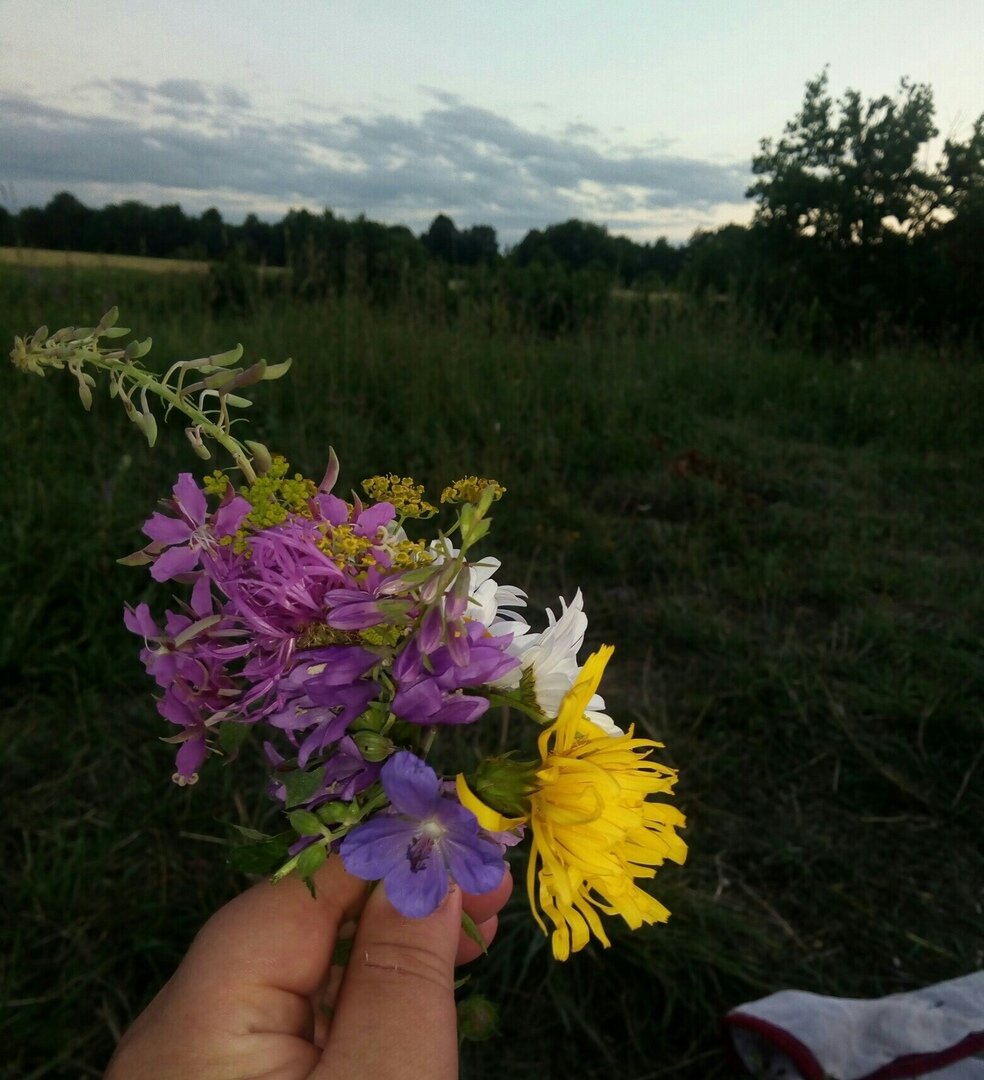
left=106, top=857, right=512, bottom=1079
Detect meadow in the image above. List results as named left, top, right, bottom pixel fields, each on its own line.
left=1, top=262, right=982, bottom=1079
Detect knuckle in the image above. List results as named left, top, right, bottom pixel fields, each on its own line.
left=358, top=938, right=453, bottom=991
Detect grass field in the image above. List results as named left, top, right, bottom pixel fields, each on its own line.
left=0, top=246, right=211, bottom=274
left=1, top=260, right=982, bottom=1079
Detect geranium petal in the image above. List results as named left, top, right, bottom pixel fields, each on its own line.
left=383, top=847, right=448, bottom=917
left=340, top=815, right=414, bottom=880
left=441, top=827, right=506, bottom=897
left=381, top=752, right=441, bottom=819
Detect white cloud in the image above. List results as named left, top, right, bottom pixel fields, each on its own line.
left=0, top=82, right=751, bottom=243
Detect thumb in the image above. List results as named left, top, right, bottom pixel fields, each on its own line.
left=316, top=884, right=462, bottom=1079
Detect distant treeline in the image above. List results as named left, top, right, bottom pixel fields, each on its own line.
left=3, top=71, right=982, bottom=348
left=0, top=196, right=683, bottom=287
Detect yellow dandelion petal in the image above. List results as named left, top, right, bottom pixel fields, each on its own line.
left=525, top=645, right=687, bottom=960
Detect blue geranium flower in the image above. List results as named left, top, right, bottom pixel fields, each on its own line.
left=339, top=751, right=505, bottom=917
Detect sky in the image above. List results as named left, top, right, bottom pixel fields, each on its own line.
left=0, top=0, right=982, bottom=245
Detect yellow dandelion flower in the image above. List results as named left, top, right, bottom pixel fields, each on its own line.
left=526, top=646, right=687, bottom=960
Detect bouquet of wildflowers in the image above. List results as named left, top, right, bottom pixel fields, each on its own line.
left=11, top=310, right=687, bottom=961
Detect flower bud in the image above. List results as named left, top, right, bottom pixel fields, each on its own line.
left=457, top=995, right=498, bottom=1042
left=466, top=754, right=539, bottom=818
left=351, top=731, right=394, bottom=762
left=350, top=701, right=389, bottom=733
left=317, top=800, right=360, bottom=825
left=289, top=809, right=324, bottom=837
left=245, top=439, right=274, bottom=475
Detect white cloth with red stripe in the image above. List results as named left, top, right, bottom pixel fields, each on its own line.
left=724, top=971, right=984, bottom=1079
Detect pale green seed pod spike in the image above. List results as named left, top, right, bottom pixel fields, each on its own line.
left=124, top=337, right=153, bottom=361
left=205, top=344, right=244, bottom=369
left=141, top=407, right=159, bottom=448
left=95, top=307, right=119, bottom=333
left=244, top=440, right=274, bottom=476
left=185, top=426, right=212, bottom=460
left=261, top=358, right=293, bottom=381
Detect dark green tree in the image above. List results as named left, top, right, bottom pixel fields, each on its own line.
left=749, top=69, right=942, bottom=248
left=741, top=70, right=984, bottom=343
left=199, top=208, right=227, bottom=259
left=42, top=192, right=93, bottom=250
left=457, top=224, right=499, bottom=265
left=934, top=117, right=984, bottom=330
left=0, top=205, right=13, bottom=246
left=422, top=214, right=460, bottom=263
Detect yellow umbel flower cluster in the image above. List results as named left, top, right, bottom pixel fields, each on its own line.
left=362, top=474, right=437, bottom=518
left=316, top=523, right=376, bottom=570
left=238, top=457, right=317, bottom=527
left=207, top=458, right=318, bottom=553
left=440, top=476, right=506, bottom=505
left=458, top=646, right=686, bottom=961
left=385, top=537, right=434, bottom=570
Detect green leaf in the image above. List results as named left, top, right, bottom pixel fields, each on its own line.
left=282, top=766, right=325, bottom=808
left=218, top=722, right=249, bottom=756
left=460, top=910, right=488, bottom=956
left=228, top=823, right=270, bottom=841
left=227, top=832, right=292, bottom=875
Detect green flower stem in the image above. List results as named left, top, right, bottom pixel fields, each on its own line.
left=98, top=354, right=258, bottom=483
left=484, top=692, right=549, bottom=724
left=11, top=311, right=292, bottom=484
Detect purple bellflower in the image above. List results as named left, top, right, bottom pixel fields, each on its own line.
left=339, top=751, right=506, bottom=917
left=268, top=646, right=381, bottom=767
left=390, top=621, right=519, bottom=725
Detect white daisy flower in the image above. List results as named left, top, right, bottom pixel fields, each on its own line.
left=428, top=540, right=532, bottom=641
left=508, top=588, right=621, bottom=734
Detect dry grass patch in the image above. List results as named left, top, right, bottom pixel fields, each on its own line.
left=0, top=245, right=210, bottom=274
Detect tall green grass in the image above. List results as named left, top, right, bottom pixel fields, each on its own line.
left=2, top=265, right=983, bottom=1078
